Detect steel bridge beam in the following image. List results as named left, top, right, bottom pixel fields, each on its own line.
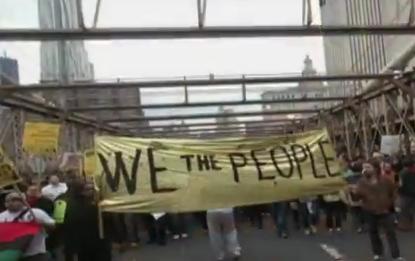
left=1, top=25, right=415, bottom=41
left=70, top=96, right=345, bottom=112
left=126, top=118, right=307, bottom=130
left=144, top=128, right=298, bottom=138
left=0, top=94, right=120, bottom=133
left=105, top=109, right=319, bottom=123
left=139, top=124, right=298, bottom=135
left=0, top=72, right=404, bottom=93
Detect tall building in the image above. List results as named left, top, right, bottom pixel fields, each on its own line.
left=38, top=0, right=146, bottom=130
left=261, top=56, right=329, bottom=121
left=0, top=55, right=19, bottom=85
left=0, top=55, right=20, bottom=158
left=320, top=0, right=415, bottom=97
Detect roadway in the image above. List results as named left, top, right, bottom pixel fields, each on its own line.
left=114, top=218, right=414, bottom=261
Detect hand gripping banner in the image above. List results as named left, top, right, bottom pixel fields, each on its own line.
left=94, top=129, right=346, bottom=213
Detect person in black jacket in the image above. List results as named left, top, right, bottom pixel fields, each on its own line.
left=62, top=180, right=112, bottom=261
left=399, top=157, right=415, bottom=230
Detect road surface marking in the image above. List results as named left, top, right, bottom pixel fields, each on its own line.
left=320, top=243, right=351, bottom=261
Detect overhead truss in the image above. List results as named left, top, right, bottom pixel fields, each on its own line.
left=2, top=25, right=415, bottom=41
left=0, top=72, right=405, bottom=93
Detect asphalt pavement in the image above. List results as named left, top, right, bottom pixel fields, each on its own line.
left=114, top=219, right=415, bottom=261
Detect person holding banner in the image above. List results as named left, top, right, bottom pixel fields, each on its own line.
left=144, top=213, right=168, bottom=246
left=61, top=180, right=112, bottom=261
left=206, top=208, right=241, bottom=261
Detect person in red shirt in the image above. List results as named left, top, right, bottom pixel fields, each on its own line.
left=381, top=160, right=397, bottom=185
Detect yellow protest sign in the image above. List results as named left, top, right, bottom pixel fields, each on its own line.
left=0, top=163, right=20, bottom=188
left=95, top=129, right=346, bottom=213
left=83, top=149, right=97, bottom=177
left=0, top=147, right=20, bottom=188
left=23, top=122, right=60, bottom=155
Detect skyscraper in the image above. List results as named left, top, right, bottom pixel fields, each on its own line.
left=320, top=0, right=415, bottom=96
left=0, top=55, right=19, bottom=85
left=0, top=55, right=20, bottom=158
left=38, top=0, right=146, bottom=131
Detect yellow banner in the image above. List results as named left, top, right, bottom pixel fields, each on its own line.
left=95, top=129, right=346, bottom=213
left=23, top=122, right=60, bottom=155
left=83, top=149, right=97, bottom=177
left=0, top=147, right=20, bottom=188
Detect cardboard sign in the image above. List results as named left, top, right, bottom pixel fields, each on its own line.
left=380, top=135, right=400, bottom=155
left=23, top=122, right=60, bottom=155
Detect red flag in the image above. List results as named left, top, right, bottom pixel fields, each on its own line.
left=0, top=222, right=41, bottom=261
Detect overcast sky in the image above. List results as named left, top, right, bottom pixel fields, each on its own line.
left=0, top=0, right=327, bottom=126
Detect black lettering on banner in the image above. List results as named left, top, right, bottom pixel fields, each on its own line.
left=209, top=155, right=222, bottom=171
left=228, top=153, right=247, bottom=183
left=291, top=144, right=308, bottom=180
left=317, top=140, right=340, bottom=177
left=305, top=144, right=326, bottom=179
left=180, top=154, right=194, bottom=172
left=251, top=150, right=274, bottom=180
left=98, top=149, right=141, bottom=195
left=197, top=155, right=211, bottom=171
left=148, top=148, right=177, bottom=193
left=270, top=146, right=293, bottom=178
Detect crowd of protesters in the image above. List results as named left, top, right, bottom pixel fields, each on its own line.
left=0, top=150, right=414, bottom=261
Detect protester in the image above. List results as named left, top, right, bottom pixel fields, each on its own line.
left=399, top=156, right=415, bottom=230
left=323, top=192, right=343, bottom=233
left=272, top=201, right=289, bottom=238
left=351, top=159, right=405, bottom=261
left=246, top=204, right=264, bottom=229
left=193, top=211, right=208, bottom=231
left=169, top=213, right=189, bottom=240
left=26, top=185, right=53, bottom=215
left=206, top=208, right=241, bottom=261
left=298, top=196, right=319, bottom=235
left=0, top=192, right=55, bottom=261
left=382, top=160, right=398, bottom=184
left=61, top=180, right=112, bottom=261
left=144, top=213, right=168, bottom=246
left=124, top=213, right=141, bottom=245
left=41, top=175, right=67, bottom=201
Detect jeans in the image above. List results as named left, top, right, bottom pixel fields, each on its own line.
left=367, top=213, right=401, bottom=259
left=207, top=209, right=241, bottom=259
left=325, top=201, right=342, bottom=229
left=272, top=202, right=289, bottom=236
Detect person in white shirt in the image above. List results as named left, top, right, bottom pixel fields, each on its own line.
left=206, top=208, right=241, bottom=261
left=41, top=175, right=68, bottom=201
left=0, top=192, right=55, bottom=261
